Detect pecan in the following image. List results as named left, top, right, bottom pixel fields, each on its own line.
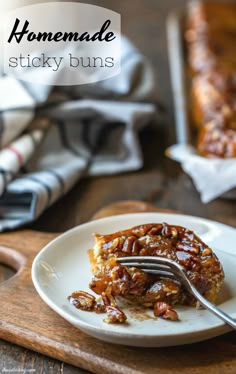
left=161, top=223, right=179, bottom=238
left=176, top=251, right=193, bottom=268
left=122, top=236, right=136, bottom=253
left=148, top=226, right=161, bottom=235
left=201, top=258, right=215, bottom=268
left=94, top=303, right=106, bottom=314
left=89, top=277, right=108, bottom=295
left=111, top=264, right=130, bottom=295
left=103, top=238, right=120, bottom=252
left=101, top=291, right=117, bottom=307
left=139, top=247, right=149, bottom=256
left=146, top=279, right=180, bottom=301
left=153, top=301, right=179, bottom=321
left=170, top=227, right=178, bottom=238
left=129, top=268, right=149, bottom=295
left=161, top=223, right=173, bottom=237
left=132, top=224, right=151, bottom=237
left=201, top=247, right=212, bottom=257
left=68, top=290, right=107, bottom=314
left=179, top=229, right=194, bottom=241
left=162, top=308, right=179, bottom=321
left=132, top=239, right=140, bottom=255
left=68, top=291, right=95, bottom=311
left=101, top=291, right=127, bottom=323
left=176, top=241, right=199, bottom=254
left=103, top=305, right=127, bottom=324
left=153, top=301, right=170, bottom=316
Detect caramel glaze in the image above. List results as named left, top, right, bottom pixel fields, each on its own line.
left=91, top=223, right=224, bottom=309
left=69, top=223, right=224, bottom=324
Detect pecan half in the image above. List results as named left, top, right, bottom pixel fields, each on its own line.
left=153, top=301, right=179, bottom=321
left=101, top=291, right=127, bottom=324
left=68, top=291, right=95, bottom=311
left=103, top=305, right=127, bottom=324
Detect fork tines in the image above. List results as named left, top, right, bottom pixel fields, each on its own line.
left=116, top=256, right=183, bottom=278
left=117, top=256, right=236, bottom=330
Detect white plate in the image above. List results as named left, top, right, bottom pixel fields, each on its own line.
left=31, top=213, right=236, bottom=347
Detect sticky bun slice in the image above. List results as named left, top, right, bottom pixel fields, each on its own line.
left=69, top=223, right=224, bottom=324
left=90, top=223, right=224, bottom=306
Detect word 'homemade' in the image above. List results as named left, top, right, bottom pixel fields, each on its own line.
left=8, top=18, right=116, bottom=44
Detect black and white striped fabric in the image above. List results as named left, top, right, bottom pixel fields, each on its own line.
left=0, top=38, right=157, bottom=231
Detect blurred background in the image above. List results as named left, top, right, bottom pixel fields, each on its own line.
left=0, top=0, right=235, bottom=232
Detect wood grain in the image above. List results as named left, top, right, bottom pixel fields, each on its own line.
left=91, top=200, right=176, bottom=220
left=0, top=202, right=235, bottom=373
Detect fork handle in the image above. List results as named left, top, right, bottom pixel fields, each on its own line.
left=189, top=284, right=236, bottom=330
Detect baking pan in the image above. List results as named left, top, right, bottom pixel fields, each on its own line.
left=166, top=6, right=191, bottom=146
left=166, top=3, right=236, bottom=199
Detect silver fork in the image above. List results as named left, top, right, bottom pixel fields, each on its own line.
left=117, top=256, right=236, bottom=329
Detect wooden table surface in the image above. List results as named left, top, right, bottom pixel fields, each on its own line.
left=0, top=0, right=236, bottom=373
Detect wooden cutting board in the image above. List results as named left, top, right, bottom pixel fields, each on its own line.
left=0, top=201, right=235, bottom=374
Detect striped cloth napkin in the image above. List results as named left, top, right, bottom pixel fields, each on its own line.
left=0, top=38, right=157, bottom=231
